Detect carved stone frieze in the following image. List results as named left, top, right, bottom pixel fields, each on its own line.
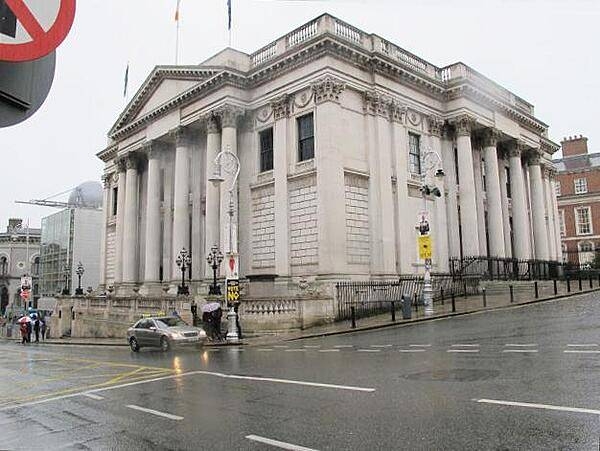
left=311, top=75, right=346, bottom=104
left=427, top=115, right=444, bottom=137
left=293, top=89, right=314, bottom=109
left=407, top=110, right=422, bottom=127
left=270, top=94, right=292, bottom=121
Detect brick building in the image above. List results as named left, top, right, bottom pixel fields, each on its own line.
left=555, top=136, right=600, bottom=265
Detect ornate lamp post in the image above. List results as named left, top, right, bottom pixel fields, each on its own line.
left=61, top=264, right=70, bottom=295
left=209, top=146, right=241, bottom=342
left=75, top=262, right=85, bottom=296
left=205, top=245, right=223, bottom=295
left=419, top=148, right=445, bottom=316
left=175, top=248, right=191, bottom=295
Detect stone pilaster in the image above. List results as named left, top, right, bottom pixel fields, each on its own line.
left=204, top=113, right=221, bottom=278
left=497, top=149, right=512, bottom=257
left=441, top=126, right=461, bottom=259
left=428, top=115, right=449, bottom=272
left=98, top=173, right=112, bottom=290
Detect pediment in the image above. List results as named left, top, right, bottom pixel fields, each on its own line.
left=109, top=66, right=220, bottom=136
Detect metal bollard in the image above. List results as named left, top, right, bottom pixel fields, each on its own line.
left=534, top=281, right=539, bottom=299
left=567, top=277, right=571, bottom=292
left=553, top=279, right=557, bottom=295
left=451, top=291, right=456, bottom=313
left=579, top=277, right=583, bottom=291
left=351, top=306, right=356, bottom=329
left=391, top=301, right=396, bottom=322
left=510, top=285, right=514, bottom=303
left=463, top=281, right=467, bottom=299
left=482, top=287, right=487, bottom=307
left=589, top=276, right=593, bottom=289
left=440, top=288, right=444, bottom=305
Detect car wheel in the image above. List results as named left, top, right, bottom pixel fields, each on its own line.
left=129, top=337, right=140, bottom=352
left=160, top=336, right=170, bottom=352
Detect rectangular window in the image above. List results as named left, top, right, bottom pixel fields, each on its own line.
left=408, top=133, right=421, bottom=175
left=259, top=128, right=274, bottom=172
left=559, top=210, right=565, bottom=236
left=111, top=187, right=118, bottom=216
left=554, top=181, right=561, bottom=197
left=575, top=206, right=592, bottom=235
left=574, top=178, right=588, bottom=194
left=297, top=113, right=314, bottom=161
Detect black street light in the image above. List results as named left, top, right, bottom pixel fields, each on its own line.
left=176, top=248, right=191, bottom=295
left=62, top=264, right=70, bottom=295
left=206, top=245, right=223, bottom=295
left=75, top=262, right=85, bottom=295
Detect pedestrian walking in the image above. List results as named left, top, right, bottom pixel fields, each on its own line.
left=33, top=318, right=40, bottom=343
left=40, top=320, right=46, bottom=341
left=26, top=320, right=32, bottom=343
left=19, top=322, right=28, bottom=345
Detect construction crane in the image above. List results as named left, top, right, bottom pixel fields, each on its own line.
left=15, top=184, right=102, bottom=211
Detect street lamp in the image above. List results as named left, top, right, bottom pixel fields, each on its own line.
left=419, top=149, right=445, bottom=316
left=205, top=245, right=223, bottom=295
left=175, top=248, right=191, bottom=295
left=209, top=145, right=241, bottom=342
left=75, top=262, right=85, bottom=296
left=61, top=264, right=70, bottom=295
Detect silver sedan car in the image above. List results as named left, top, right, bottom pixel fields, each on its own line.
left=127, top=316, right=206, bottom=352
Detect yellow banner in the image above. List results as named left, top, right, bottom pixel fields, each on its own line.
left=418, top=235, right=432, bottom=259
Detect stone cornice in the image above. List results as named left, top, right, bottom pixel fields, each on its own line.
left=97, top=145, right=118, bottom=163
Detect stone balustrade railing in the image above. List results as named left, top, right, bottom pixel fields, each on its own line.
left=241, top=299, right=298, bottom=316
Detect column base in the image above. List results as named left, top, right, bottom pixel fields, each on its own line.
left=140, top=282, right=164, bottom=297
left=115, top=282, right=139, bottom=297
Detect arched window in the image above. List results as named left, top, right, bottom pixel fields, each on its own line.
left=31, top=257, right=40, bottom=276
left=0, top=257, right=7, bottom=276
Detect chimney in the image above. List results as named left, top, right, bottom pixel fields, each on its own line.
left=561, top=135, right=589, bottom=157
left=7, top=218, right=22, bottom=233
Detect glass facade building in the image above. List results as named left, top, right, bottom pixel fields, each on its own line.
left=40, top=210, right=74, bottom=296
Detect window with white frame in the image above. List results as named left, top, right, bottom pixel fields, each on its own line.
left=575, top=206, right=592, bottom=235
left=559, top=210, right=565, bottom=236
left=578, top=241, right=595, bottom=265
left=574, top=178, right=588, bottom=194
left=408, top=133, right=421, bottom=175
left=554, top=181, right=561, bottom=197
left=578, top=241, right=594, bottom=252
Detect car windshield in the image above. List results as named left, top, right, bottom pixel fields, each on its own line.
left=155, top=317, right=188, bottom=328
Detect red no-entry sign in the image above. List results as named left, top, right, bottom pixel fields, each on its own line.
left=0, top=0, right=76, bottom=62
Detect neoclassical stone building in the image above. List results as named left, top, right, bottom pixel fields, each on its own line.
left=97, top=14, right=562, bottom=303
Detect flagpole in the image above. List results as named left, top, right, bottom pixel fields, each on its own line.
left=175, top=0, right=181, bottom=64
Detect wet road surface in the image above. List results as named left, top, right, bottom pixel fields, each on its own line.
left=1, top=292, right=600, bottom=450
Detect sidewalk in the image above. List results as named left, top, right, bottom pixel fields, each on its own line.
left=2, top=281, right=598, bottom=348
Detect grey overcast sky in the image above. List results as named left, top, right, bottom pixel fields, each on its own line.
left=1, top=0, right=598, bottom=228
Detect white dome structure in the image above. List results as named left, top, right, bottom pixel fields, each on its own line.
left=68, top=181, right=103, bottom=208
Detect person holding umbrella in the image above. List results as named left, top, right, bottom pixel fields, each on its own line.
left=17, top=316, right=31, bottom=344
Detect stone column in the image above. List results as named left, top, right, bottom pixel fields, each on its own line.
left=364, top=91, right=397, bottom=275
left=271, top=95, right=291, bottom=277
left=528, top=151, right=549, bottom=261
left=114, top=158, right=127, bottom=284
left=482, top=129, right=505, bottom=257
left=508, top=143, right=530, bottom=260
left=428, top=116, right=449, bottom=272
left=453, top=115, right=480, bottom=257
left=143, top=142, right=163, bottom=288
left=544, top=167, right=557, bottom=261
left=98, top=173, right=111, bottom=290
left=218, top=106, right=244, bottom=258
left=497, top=152, right=512, bottom=257
left=551, top=175, right=562, bottom=261
left=473, top=147, right=487, bottom=256
left=313, top=76, right=347, bottom=275
left=171, top=127, right=193, bottom=278
left=204, top=113, right=221, bottom=278
left=441, top=127, right=461, bottom=259
left=122, top=153, right=140, bottom=284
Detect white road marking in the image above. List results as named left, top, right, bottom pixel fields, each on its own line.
left=318, top=349, right=340, bottom=353
left=257, top=348, right=274, bottom=352
left=564, top=350, right=600, bottom=354
left=273, top=345, right=289, bottom=348
left=303, top=345, right=320, bottom=348
left=474, top=398, right=600, bottom=416
left=409, top=344, right=431, bottom=347
left=333, top=345, right=353, bottom=348
left=502, top=349, right=538, bottom=353
left=451, top=344, right=480, bottom=347
left=246, top=434, right=319, bottom=451
left=447, top=349, right=480, bottom=353
left=370, top=344, right=392, bottom=348
left=0, top=368, right=375, bottom=412
left=82, top=393, right=104, bottom=400
left=399, top=349, right=426, bottom=353
left=126, top=404, right=183, bottom=421
left=504, top=344, right=537, bottom=347
left=285, top=349, right=306, bottom=352
left=567, top=344, right=598, bottom=347
left=357, top=349, right=380, bottom=353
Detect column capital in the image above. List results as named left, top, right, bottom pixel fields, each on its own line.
left=450, top=114, right=476, bottom=137
left=363, top=90, right=391, bottom=118
left=125, top=153, right=141, bottom=171
left=312, top=75, right=346, bottom=104
left=205, top=112, right=220, bottom=134
left=115, top=157, right=127, bottom=173
left=427, top=115, right=444, bottom=137
left=390, top=100, right=407, bottom=123
left=527, top=149, right=542, bottom=166
left=270, top=94, right=292, bottom=121
left=143, top=140, right=169, bottom=159
left=543, top=164, right=556, bottom=178
left=482, top=128, right=502, bottom=148
left=170, top=126, right=195, bottom=147
left=506, top=141, right=522, bottom=158
left=217, top=105, right=245, bottom=128
left=101, top=173, right=112, bottom=189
